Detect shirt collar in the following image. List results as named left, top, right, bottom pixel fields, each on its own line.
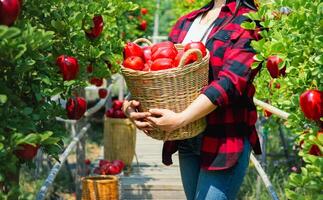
left=187, top=1, right=237, bottom=20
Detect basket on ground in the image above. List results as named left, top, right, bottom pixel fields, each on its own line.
left=104, top=117, right=136, bottom=166
left=82, top=175, right=119, bottom=200
left=121, top=38, right=209, bottom=141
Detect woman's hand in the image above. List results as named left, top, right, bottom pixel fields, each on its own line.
left=122, top=100, right=153, bottom=132
left=146, top=109, right=185, bottom=133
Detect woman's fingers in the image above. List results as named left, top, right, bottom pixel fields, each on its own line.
left=130, top=112, right=151, bottom=121
left=134, top=120, right=153, bottom=129
left=130, top=100, right=140, bottom=108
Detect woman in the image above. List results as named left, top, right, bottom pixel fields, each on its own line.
left=123, top=0, right=262, bottom=199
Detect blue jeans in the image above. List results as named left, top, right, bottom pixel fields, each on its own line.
left=178, top=135, right=251, bottom=200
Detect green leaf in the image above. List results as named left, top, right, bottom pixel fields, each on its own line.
left=0, top=143, right=3, bottom=150
left=0, top=26, right=20, bottom=40
left=0, top=94, right=8, bottom=104
left=23, top=107, right=33, bottom=115
left=241, top=21, right=256, bottom=30
left=14, top=44, right=27, bottom=59
left=16, top=133, right=41, bottom=145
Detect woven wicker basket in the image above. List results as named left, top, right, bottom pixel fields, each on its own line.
left=104, top=117, right=136, bottom=166
left=82, top=175, right=119, bottom=200
left=121, top=38, right=209, bottom=141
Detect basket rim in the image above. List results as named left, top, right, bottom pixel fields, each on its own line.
left=82, top=175, right=118, bottom=183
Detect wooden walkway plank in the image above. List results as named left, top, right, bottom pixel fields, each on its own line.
left=120, top=130, right=186, bottom=200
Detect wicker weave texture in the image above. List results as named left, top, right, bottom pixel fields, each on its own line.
left=82, top=176, right=119, bottom=200
left=121, top=39, right=209, bottom=141
left=104, top=118, right=136, bottom=166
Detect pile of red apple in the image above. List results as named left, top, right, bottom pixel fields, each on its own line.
left=93, top=159, right=125, bottom=175
left=105, top=100, right=127, bottom=118
left=122, top=41, right=207, bottom=71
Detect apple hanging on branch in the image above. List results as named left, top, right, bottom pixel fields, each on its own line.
left=66, top=97, right=87, bottom=120
left=56, top=55, right=79, bottom=81
left=0, top=0, right=21, bottom=26
left=266, top=55, right=284, bottom=78
left=84, top=15, right=104, bottom=39
left=299, top=89, right=323, bottom=121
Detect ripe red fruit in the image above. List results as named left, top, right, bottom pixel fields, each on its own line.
left=142, top=46, right=152, bottom=63
left=183, top=42, right=207, bottom=64
left=184, top=42, right=207, bottom=57
left=99, top=159, right=111, bottom=168
left=123, top=56, right=145, bottom=71
left=151, top=47, right=178, bottom=61
left=0, top=0, right=20, bottom=26
left=309, top=145, right=322, bottom=156
left=123, top=42, right=144, bottom=59
left=264, top=110, right=272, bottom=117
left=141, top=8, right=148, bottom=15
left=113, top=100, right=123, bottom=110
left=151, top=41, right=175, bottom=54
left=14, top=144, right=39, bottom=160
left=85, top=15, right=104, bottom=39
left=114, top=110, right=126, bottom=118
left=56, top=55, right=79, bottom=81
left=279, top=66, right=287, bottom=77
left=105, top=108, right=114, bottom=118
left=266, top=56, right=283, bottom=78
left=140, top=20, right=147, bottom=31
left=151, top=58, right=174, bottom=71
left=66, top=97, right=87, bottom=120
left=108, top=164, right=120, bottom=175
left=90, top=77, right=103, bottom=87
left=84, top=159, right=91, bottom=165
left=299, top=90, right=323, bottom=121
left=86, top=64, right=93, bottom=73
left=275, top=83, right=281, bottom=89
left=98, top=88, right=108, bottom=99
left=93, top=167, right=101, bottom=174
left=100, top=164, right=110, bottom=175
left=112, top=160, right=125, bottom=170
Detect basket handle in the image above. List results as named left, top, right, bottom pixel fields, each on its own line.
left=133, top=38, right=153, bottom=46
left=178, top=49, right=203, bottom=69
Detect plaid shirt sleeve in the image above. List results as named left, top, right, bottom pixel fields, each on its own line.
left=202, top=29, right=258, bottom=107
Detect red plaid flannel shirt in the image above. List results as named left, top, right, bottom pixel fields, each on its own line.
left=163, top=0, right=262, bottom=170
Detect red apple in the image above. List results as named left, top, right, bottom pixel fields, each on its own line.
left=105, top=108, right=114, bottom=118
left=299, top=90, right=323, bottom=121
left=66, top=97, right=87, bottom=120
left=309, top=145, right=322, bottom=156
left=99, top=159, right=111, bottom=168
left=113, top=160, right=125, bottom=170
left=141, top=8, right=148, bottom=15
left=14, top=144, right=39, bottom=160
left=85, top=15, right=104, bottom=39
left=56, top=55, right=79, bottom=81
left=113, top=100, right=123, bottom=110
left=266, top=56, right=283, bottom=78
left=90, top=77, right=103, bottom=87
left=108, top=164, right=120, bottom=175
left=93, top=167, right=101, bottom=174
left=114, top=110, right=126, bottom=118
left=98, top=88, right=108, bottom=99
left=0, top=0, right=20, bottom=26
left=84, top=159, right=91, bottom=165
left=140, top=20, right=147, bottom=31
left=86, top=64, right=93, bottom=73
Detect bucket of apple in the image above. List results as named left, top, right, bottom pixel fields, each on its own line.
left=121, top=38, right=209, bottom=141
left=104, top=100, right=136, bottom=166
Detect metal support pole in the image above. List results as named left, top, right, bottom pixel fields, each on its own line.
left=152, top=0, right=161, bottom=44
